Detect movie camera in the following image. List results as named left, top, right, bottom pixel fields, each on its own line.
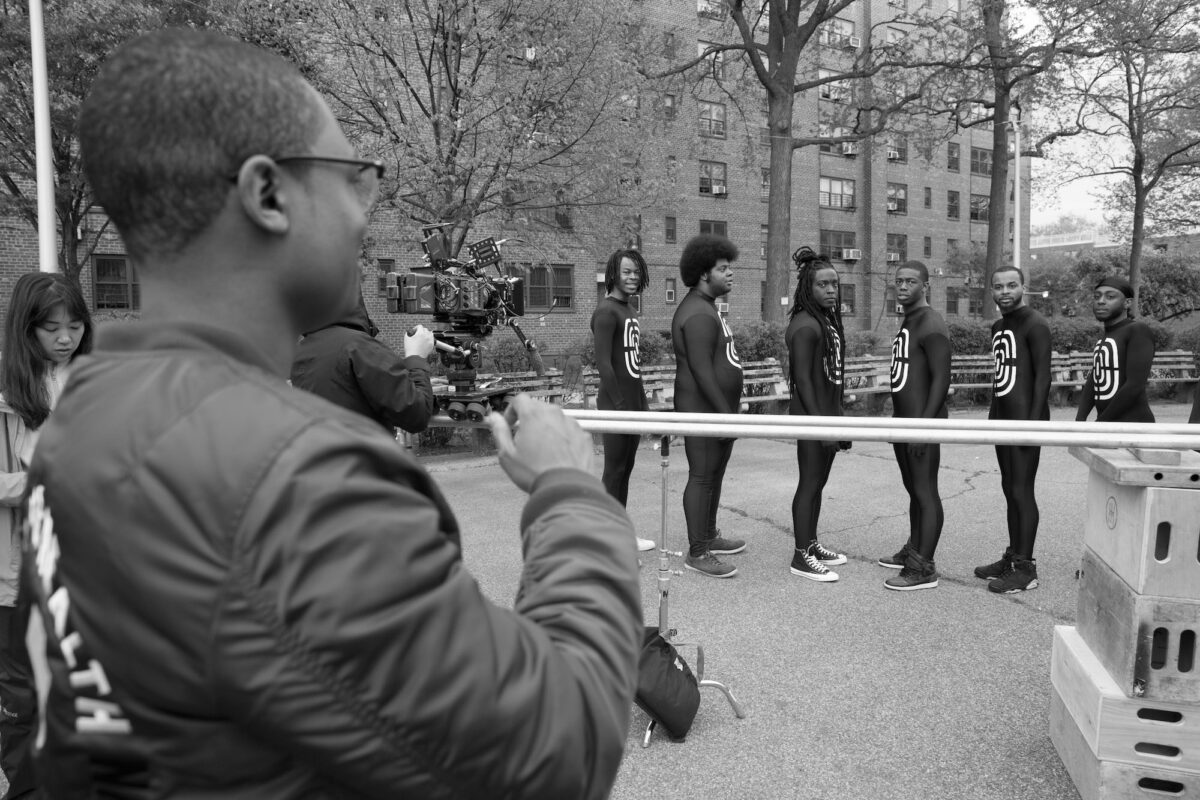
left=384, top=224, right=543, bottom=417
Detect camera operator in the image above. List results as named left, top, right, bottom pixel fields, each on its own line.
left=25, top=29, right=641, bottom=798
left=291, top=290, right=437, bottom=434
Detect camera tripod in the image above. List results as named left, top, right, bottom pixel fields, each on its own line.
left=643, top=434, right=745, bottom=747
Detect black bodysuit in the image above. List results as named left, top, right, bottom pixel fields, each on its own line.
left=989, top=305, right=1052, bottom=559
left=1076, top=318, right=1156, bottom=423
left=786, top=310, right=843, bottom=551
left=890, top=305, right=951, bottom=560
left=591, top=297, right=648, bottom=505
left=671, top=290, right=743, bottom=556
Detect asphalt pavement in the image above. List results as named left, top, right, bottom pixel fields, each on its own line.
left=427, top=399, right=1198, bottom=800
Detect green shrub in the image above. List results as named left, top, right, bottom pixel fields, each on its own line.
left=482, top=336, right=537, bottom=373
left=945, top=319, right=992, bottom=355
left=563, top=335, right=596, bottom=368
left=1046, top=316, right=1174, bottom=353
left=640, top=330, right=673, bottom=365
left=846, top=329, right=886, bottom=357
left=730, top=320, right=788, bottom=363
left=1175, top=324, right=1200, bottom=360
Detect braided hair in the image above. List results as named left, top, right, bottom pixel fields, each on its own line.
left=789, top=246, right=845, bottom=393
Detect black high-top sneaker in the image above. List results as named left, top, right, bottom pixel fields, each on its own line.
left=988, top=556, right=1039, bottom=594
left=884, top=549, right=939, bottom=591
left=974, top=547, right=1013, bottom=580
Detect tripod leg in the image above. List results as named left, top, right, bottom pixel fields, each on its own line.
left=642, top=718, right=657, bottom=748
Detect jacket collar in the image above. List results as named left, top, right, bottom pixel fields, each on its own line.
left=94, top=321, right=279, bottom=374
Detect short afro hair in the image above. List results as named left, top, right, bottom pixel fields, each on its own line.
left=897, top=260, right=929, bottom=282
left=79, top=29, right=324, bottom=261
left=679, top=234, right=738, bottom=287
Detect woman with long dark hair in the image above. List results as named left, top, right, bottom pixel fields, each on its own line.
left=0, top=272, right=93, bottom=797
left=785, top=247, right=849, bottom=582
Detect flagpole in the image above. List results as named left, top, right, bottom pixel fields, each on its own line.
left=29, top=0, right=58, bottom=273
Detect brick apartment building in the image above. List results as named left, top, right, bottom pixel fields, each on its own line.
left=1, top=0, right=1029, bottom=366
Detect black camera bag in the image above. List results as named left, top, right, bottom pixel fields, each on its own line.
left=634, top=626, right=701, bottom=741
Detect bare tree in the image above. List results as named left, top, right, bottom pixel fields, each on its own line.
left=1048, top=0, right=1200, bottom=313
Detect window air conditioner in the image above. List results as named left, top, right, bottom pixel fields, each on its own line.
left=712, top=186, right=728, bottom=196
left=842, top=248, right=863, bottom=260
left=665, top=289, right=676, bottom=302
left=847, top=35, right=862, bottom=48
left=887, top=252, right=901, bottom=261
left=841, top=141, right=859, bottom=156
left=887, top=149, right=901, bottom=160
left=716, top=301, right=730, bottom=314
left=887, top=201, right=898, bottom=211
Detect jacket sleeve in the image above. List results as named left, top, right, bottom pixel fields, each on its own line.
left=347, top=340, right=437, bottom=433
left=217, top=426, right=642, bottom=799
left=0, top=414, right=26, bottom=507
left=681, top=315, right=734, bottom=414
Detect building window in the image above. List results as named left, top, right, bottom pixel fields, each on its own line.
left=375, top=258, right=396, bottom=296
left=759, top=116, right=771, bottom=146
left=820, top=229, right=856, bottom=260
left=945, top=285, right=962, bottom=315
left=698, top=100, right=726, bottom=137
left=699, top=160, right=727, bottom=195
left=923, top=236, right=932, bottom=257
left=886, top=134, right=908, bottom=162
left=970, top=193, right=989, bottom=222
left=887, top=233, right=908, bottom=263
left=924, top=186, right=932, bottom=209
left=887, top=183, right=908, bottom=214
left=94, top=255, right=140, bottom=311
left=663, top=94, right=678, bottom=120
left=947, top=142, right=960, bottom=172
left=818, top=18, right=855, bottom=48
left=665, top=277, right=677, bottom=303
left=699, top=220, right=728, bottom=237
left=663, top=32, right=677, bottom=59
left=698, top=0, right=724, bottom=18
left=698, top=41, right=724, bottom=79
left=947, top=190, right=960, bottom=219
left=970, top=147, right=992, bottom=176
left=947, top=238, right=959, bottom=257
left=665, top=215, right=677, bottom=243
left=527, top=264, right=574, bottom=311
left=760, top=224, right=769, bottom=259
left=885, top=286, right=900, bottom=315
left=969, top=287, right=984, bottom=315
left=819, top=176, right=856, bottom=209
left=761, top=168, right=771, bottom=200
left=819, top=123, right=853, bottom=154
left=840, top=284, right=856, bottom=316
left=818, top=68, right=849, bottom=102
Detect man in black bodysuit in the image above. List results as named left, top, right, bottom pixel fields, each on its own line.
left=1076, top=276, right=1156, bottom=424
left=671, top=234, right=745, bottom=579
left=975, top=267, right=1050, bottom=594
left=591, top=248, right=655, bottom=551
left=879, top=261, right=950, bottom=591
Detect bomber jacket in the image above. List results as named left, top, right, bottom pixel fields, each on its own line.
left=26, top=321, right=642, bottom=799
left=290, top=296, right=436, bottom=433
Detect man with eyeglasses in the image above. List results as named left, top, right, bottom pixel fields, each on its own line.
left=23, top=29, right=641, bottom=798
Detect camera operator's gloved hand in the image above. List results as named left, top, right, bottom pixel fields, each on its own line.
left=487, top=394, right=594, bottom=494
left=405, top=324, right=436, bottom=360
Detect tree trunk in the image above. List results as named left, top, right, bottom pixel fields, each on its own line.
left=981, top=0, right=1009, bottom=322
left=1130, top=174, right=1147, bottom=316
left=764, top=89, right=796, bottom=325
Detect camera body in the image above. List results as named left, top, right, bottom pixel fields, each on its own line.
left=385, top=225, right=526, bottom=372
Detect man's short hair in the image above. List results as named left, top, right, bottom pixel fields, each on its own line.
left=679, top=234, right=738, bottom=287
left=990, top=265, right=1025, bottom=284
left=79, top=29, right=324, bottom=261
left=898, top=260, right=929, bottom=282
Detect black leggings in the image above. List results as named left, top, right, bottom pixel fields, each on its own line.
left=893, top=442, right=944, bottom=559
left=995, top=444, right=1041, bottom=558
left=793, top=440, right=836, bottom=550
left=601, top=433, right=639, bottom=507
left=683, top=435, right=734, bottom=556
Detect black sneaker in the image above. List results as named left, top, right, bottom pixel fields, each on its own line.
left=685, top=551, right=738, bottom=578
left=812, top=541, right=847, bottom=566
left=988, top=557, right=1038, bottom=593
left=974, top=548, right=1013, bottom=580
left=709, top=534, right=746, bottom=555
left=884, top=551, right=938, bottom=591
left=878, top=542, right=911, bottom=570
left=790, top=544, right=839, bottom=582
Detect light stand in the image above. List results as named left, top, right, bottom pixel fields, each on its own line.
left=642, top=434, right=746, bottom=748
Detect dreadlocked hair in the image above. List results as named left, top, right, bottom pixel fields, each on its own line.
left=789, top=246, right=845, bottom=396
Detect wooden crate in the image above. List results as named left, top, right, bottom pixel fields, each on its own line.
left=1053, top=625, right=1200, bottom=772
left=1052, top=691, right=1200, bottom=799
left=1085, top=477, right=1200, bottom=600
left=1077, top=548, right=1200, bottom=704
